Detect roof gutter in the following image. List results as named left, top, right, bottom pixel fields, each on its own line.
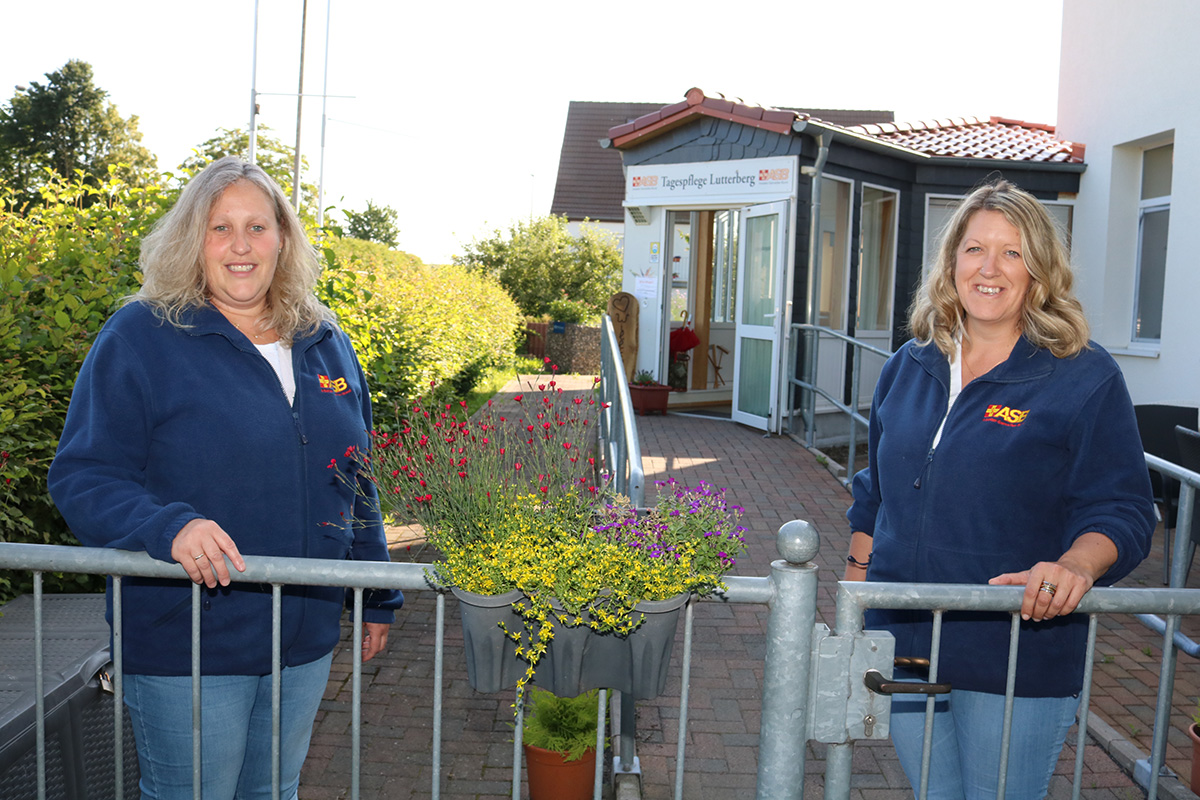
left=801, top=132, right=830, bottom=328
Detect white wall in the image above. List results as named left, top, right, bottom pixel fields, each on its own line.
left=1057, top=0, right=1200, bottom=405
left=618, top=207, right=669, bottom=379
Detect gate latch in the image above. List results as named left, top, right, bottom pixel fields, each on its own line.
left=807, top=624, right=895, bottom=743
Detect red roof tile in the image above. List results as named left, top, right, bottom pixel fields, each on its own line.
left=606, top=91, right=1080, bottom=165
left=847, top=115, right=1084, bottom=163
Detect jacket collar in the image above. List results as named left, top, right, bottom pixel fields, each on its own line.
left=908, top=334, right=1054, bottom=386
left=180, top=303, right=330, bottom=352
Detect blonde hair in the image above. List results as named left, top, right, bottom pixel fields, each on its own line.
left=135, top=156, right=333, bottom=344
left=908, top=179, right=1090, bottom=359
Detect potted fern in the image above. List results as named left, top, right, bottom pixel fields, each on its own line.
left=522, top=687, right=604, bottom=800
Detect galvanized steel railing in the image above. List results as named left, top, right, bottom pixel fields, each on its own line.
left=785, top=323, right=892, bottom=487
left=599, top=314, right=645, bottom=508
left=0, top=538, right=780, bottom=800
left=4, top=510, right=1200, bottom=800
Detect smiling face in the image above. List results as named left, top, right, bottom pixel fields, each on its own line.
left=953, top=209, right=1032, bottom=339
left=202, top=180, right=282, bottom=316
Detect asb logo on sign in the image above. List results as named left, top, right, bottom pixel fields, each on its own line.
left=318, top=374, right=351, bottom=395
left=982, top=404, right=1030, bottom=427
left=758, top=167, right=790, bottom=183
left=631, top=175, right=659, bottom=188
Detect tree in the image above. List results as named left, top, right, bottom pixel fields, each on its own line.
left=0, top=60, right=158, bottom=207
left=344, top=200, right=400, bottom=247
left=455, top=215, right=622, bottom=321
left=179, top=125, right=318, bottom=225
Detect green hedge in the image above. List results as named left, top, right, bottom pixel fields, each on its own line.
left=0, top=173, right=174, bottom=598
left=0, top=179, right=520, bottom=601
left=319, top=237, right=521, bottom=411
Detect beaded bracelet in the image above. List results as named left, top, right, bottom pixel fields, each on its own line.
left=846, top=554, right=871, bottom=569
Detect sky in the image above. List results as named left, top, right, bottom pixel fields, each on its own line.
left=2, top=0, right=1064, bottom=264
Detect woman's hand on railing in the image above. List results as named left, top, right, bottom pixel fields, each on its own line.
left=362, top=621, right=390, bottom=662
left=171, top=519, right=246, bottom=588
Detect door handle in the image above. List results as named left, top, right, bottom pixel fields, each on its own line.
left=864, top=668, right=952, bottom=696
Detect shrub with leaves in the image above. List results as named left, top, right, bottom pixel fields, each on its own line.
left=0, top=172, right=174, bottom=599
left=320, top=236, right=521, bottom=405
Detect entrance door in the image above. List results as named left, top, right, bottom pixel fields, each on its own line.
left=732, top=201, right=789, bottom=430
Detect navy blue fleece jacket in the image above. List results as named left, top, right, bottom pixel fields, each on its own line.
left=848, top=336, right=1154, bottom=697
left=49, top=301, right=402, bottom=676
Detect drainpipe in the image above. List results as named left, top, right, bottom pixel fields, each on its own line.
left=796, top=128, right=829, bottom=446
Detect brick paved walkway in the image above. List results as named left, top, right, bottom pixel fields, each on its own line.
left=300, top=375, right=1200, bottom=799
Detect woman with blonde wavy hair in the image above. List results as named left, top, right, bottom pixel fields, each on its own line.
left=50, top=156, right=402, bottom=799
left=844, top=179, right=1153, bottom=799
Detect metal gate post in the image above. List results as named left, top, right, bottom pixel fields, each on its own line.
left=755, top=519, right=821, bottom=800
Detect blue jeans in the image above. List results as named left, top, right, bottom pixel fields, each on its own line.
left=889, top=686, right=1079, bottom=800
left=123, top=653, right=333, bottom=800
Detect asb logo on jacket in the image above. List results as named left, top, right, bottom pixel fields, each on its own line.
left=318, top=374, right=351, bottom=395
left=983, top=404, right=1030, bottom=427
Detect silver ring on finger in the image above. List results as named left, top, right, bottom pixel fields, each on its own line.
left=1038, top=580, right=1057, bottom=596
left=194, top=553, right=207, bottom=561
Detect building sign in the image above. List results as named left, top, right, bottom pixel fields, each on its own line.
left=625, top=156, right=798, bottom=204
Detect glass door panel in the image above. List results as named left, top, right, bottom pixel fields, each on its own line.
left=732, top=201, right=788, bottom=430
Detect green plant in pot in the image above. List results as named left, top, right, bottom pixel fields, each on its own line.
left=1187, top=698, right=1200, bottom=794
left=630, top=369, right=659, bottom=386
left=522, top=687, right=605, bottom=800
left=628, top=369, right=671, bottom=415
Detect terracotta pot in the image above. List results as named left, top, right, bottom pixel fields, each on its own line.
left=1188, top=722, right=1200, bottom=795
left=629, top=384, right=671, bottom=416
left=524, top=743, right=596, bottom=800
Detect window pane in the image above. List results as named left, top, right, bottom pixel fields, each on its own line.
left=1142, top=144, right=1173, bottom=200
left=741, top=214, right=777, bottom=327
left=857, top=187, right=897, bottom=332
left=669, top=215, right=691, bottom=323
left=1134, top=206, right=1169, bottom=340
left=924, top=197, right=961, bottom=277
left=711, top=210, right=738, bottom=323
left=818, top=178, right=850, bottom=329
left=736, top=338, right=772, bottom=417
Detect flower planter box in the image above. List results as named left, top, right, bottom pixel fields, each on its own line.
left=629, top=384, right=671, bottom=416
left=453, top=587, right=688, bottom=699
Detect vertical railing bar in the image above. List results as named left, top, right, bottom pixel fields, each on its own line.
left=272, top=584, right=283, bottom=800
left=593, top=689, right=606, bottom=800
left=673, top=600, right=695, bottom=800
left=1147, top=611, right=1183, bottom=800
left=512, top=686, right=525, bottom=800
left=432, top=591, right=444, bottom=800
left=1072, top=615, right=1100, bottom=800
left=191, top=581, right=202, bottom=799
left=807, top=329, right=820, bottom=447
left=917, top=610, right=944, bottom=800
left=114, top=576, right=125, bottom=800
left=33, top=572, right=45, bottom=800
left=785, top=326, right=796, bottom=436
left=995, top=613, right=1021, bottom=800
left=846, top=344, right=862, bottom=485
left=351, top=587, right=364, bottom=800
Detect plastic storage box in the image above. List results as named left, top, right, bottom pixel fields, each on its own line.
left=0, top=593, right=139, bottom=799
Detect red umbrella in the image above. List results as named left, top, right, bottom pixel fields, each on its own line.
left=669, top=325, right=701, bottom=354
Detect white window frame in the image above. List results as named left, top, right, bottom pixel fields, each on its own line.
left=1131, top=143, right=1173, bottom=343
